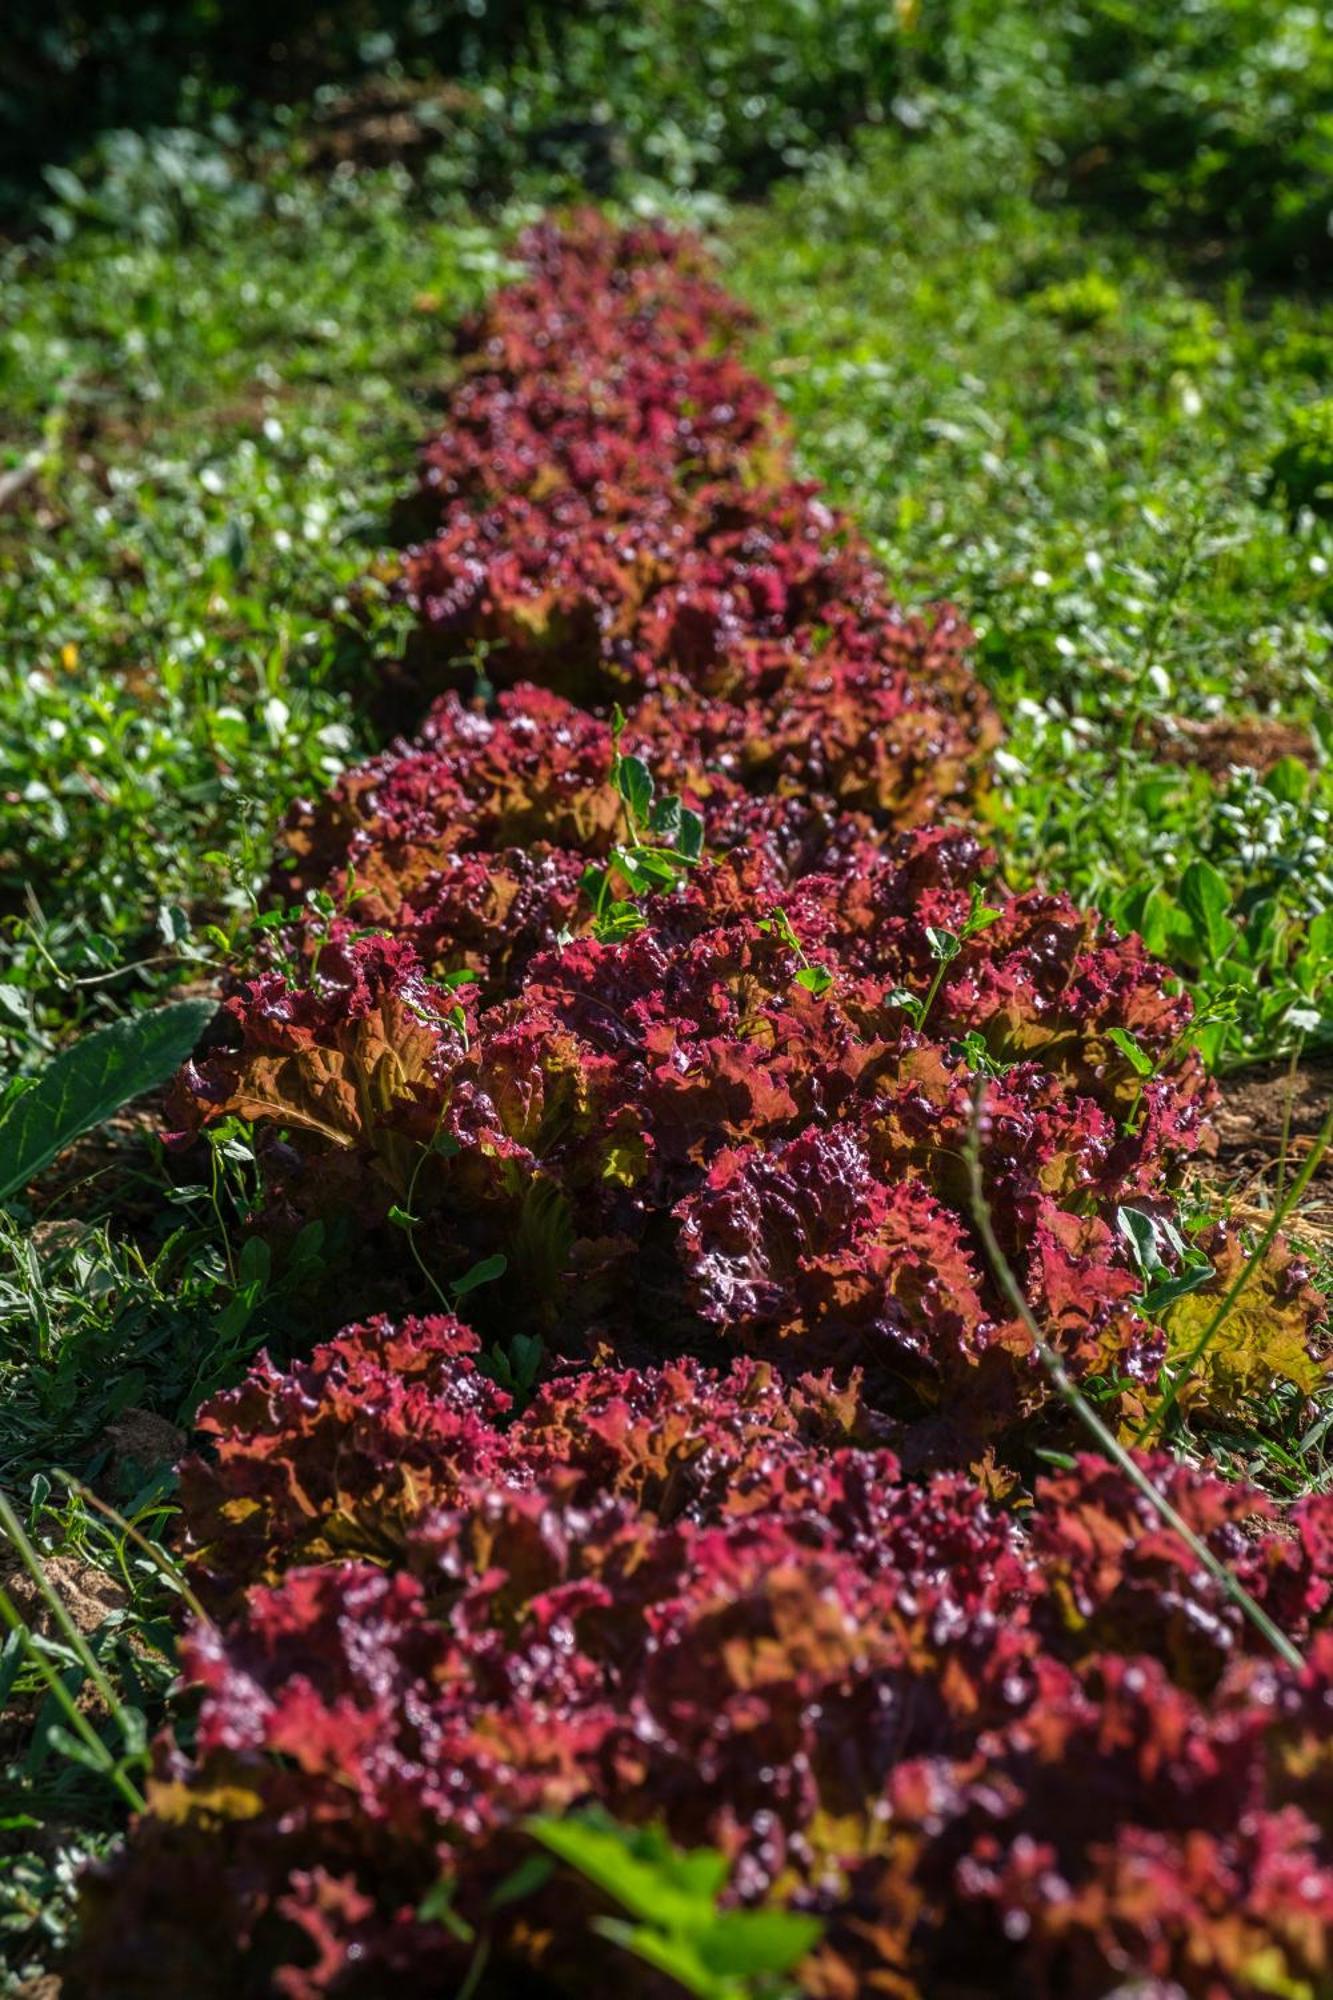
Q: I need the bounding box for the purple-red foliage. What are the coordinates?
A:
[70,1325,1333,1999]
[390,209,996,809]
[170,828,1220,1438]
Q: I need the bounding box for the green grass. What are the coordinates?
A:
[728,119,1333,1070]
[0,143,516,1062]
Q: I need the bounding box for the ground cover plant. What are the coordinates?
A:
[19,213,1326,2000]
[2,6,1333,1993]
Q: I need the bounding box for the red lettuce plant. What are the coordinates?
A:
[170,825,1227,1446]
[70,1325,1333,1999]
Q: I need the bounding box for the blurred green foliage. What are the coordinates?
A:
[7,3,1332,277]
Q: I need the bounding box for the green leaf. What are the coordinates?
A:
[614,753,654,826]
[650,792,683,843]
[44,1724,113,1776]
[795,965,833,997]
[237,1236,271,1286]
[700,1908,823,1977]
[0,1628,25,1711]
[488,1853,556,1910]
[593,900,649,942]
[924,925,961,963]
[527,1814,724,1932]
[451,1252,508,1298]
[1105,1025,1155,1077]
[1265,754,1310,805]
[593,1919,729,2000]
[1142,1259,1215,1315]
[0,999,216,1205]
[885,985,925,1024]
[417,1876,475,1943]
[510,1332,544,1384]
[617,845,680,892]
[1179,858,1235,962]
[1116,1205,1213,1314]
[962,884,1003,939]
[676,806,705,863]
[1116,1204,1165,1279]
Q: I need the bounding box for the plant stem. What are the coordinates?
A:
[916,952,952,1032]
[1137,1101,1333,1447]
[1274,1037,1304,1208]
[964,1087,1304,1673]
[0,1488,145,1741]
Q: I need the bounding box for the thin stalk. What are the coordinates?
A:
[916,951,953,1033]
[397,1121,454,1314]
[0,1585,146,1813]
[964,1088,1304,1673]
[455,1933,491,2000]
[1274,1038,1304,1209]
[0,1488,143,1741]
[1137,1101,1333,1447]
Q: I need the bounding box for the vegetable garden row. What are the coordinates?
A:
[70,215,1333,1998]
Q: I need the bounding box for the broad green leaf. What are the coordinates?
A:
[614,753,654,826]
[451,1252,508,1297]
[1179,858,1235,962]
[1265,755,1310,805]
[1116,1204,1165,1279]
[527,1814,724,1932]
[676,806,705,863]
[594,1918,729,2000]
[0,998,215,1205]
[650,792,683,843]
[1105,1025,1154,1077]
[700,1908,823,1977]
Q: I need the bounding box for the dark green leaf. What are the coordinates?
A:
[451,1252,508,1297]
[0,999,216,1205]
[488,1853,556,1910]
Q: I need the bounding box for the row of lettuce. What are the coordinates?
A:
[70,217,1333,1998]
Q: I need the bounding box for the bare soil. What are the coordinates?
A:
[1204,1056,1333,1238]
[1151,713,1317,779]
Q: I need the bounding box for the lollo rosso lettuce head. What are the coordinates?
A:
[70,1323,1333,2000]
[168,825,1226,1448]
